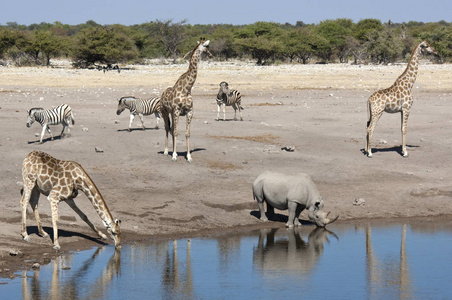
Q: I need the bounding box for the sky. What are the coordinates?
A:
[1,0,451,26]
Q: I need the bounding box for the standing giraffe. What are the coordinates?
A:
[160,38,211,162]
[365,40,437,157]
[20,150,121,250]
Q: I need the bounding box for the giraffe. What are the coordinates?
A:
[20,150,121,250]
[365,40,437,157]
[160,38,211,162]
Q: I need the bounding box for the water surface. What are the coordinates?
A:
[1,220,451,299]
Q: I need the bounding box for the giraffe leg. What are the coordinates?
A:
[185,111,193,163]
[48,193,61,250]
[29,186,48,238]
[65,198,107,240]
[163,112,171,155]
[128,113,135,131]
[21,184,34,242]
[401,110,410,157]
[154,112,160,129]
[138,113,145,130]
[366,111,383,157]
[171,111,180,161]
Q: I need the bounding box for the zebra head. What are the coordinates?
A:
[219,81,230,96]
[26,108,43,127]
[116,97,131,115]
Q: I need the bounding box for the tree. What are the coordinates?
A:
[235,22,285,65]
[316,19,353,62]
[366,27,404,63]
[72,26,138,68]
[154,19,187,63]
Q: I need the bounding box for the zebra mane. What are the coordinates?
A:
[119,96,136,104]
[28,107,44,114]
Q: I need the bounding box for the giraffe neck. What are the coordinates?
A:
[174,47,202,94]
[76,165,115,228]
[395,43,422,90]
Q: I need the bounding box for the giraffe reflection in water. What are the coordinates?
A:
[365,224,412,300]
[162,239,194,299]
[21,246,120,300]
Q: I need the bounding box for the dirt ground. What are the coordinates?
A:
[1,60,451,278]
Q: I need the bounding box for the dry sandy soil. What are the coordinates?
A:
[1,60,451,278]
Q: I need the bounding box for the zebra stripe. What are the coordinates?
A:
[216,82,244,121]
[27,104,75,144]
[116,96,161,131]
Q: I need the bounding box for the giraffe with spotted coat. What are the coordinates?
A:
[365,40,437,158]
[20,150,121,250]
[160,38,211,162]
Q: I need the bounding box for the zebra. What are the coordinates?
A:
[216,81,244,121]
[27,104,75,144]
[116,96,161,131]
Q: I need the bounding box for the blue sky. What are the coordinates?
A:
[1,0,451,26]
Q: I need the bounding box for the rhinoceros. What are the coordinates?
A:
[252,171,338,227]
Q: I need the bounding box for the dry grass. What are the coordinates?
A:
[206,133,279,144]
[206,160,242,171]
[249,102,284,107]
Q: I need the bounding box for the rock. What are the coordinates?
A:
[9,249,22,257]
[32,263,40,269]
[82,127,89,132]
[281,146,295,152]
[95,147,104,153]
[353,198,366,206]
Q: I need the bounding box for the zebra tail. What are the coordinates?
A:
[71,111,75,125]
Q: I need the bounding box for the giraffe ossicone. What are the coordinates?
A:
[365,40,437,158]
[20,150,121,250]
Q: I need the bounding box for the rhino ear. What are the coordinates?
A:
[314,201,321,210]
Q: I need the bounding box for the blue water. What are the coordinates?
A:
[1,220,451,299]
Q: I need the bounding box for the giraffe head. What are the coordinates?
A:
[26,108,44,127]
[105,218,121,248]
[420,40,437,56]
[195,38,212,58]
[219,81,230,95]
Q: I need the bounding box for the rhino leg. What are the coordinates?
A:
[266,202,275,220]
[255,196,268,221]
[286,202,298,228]
[293,205,304,226]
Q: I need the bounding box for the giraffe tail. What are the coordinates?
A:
[366,99,371,128]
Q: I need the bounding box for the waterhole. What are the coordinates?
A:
[2,219,451,299]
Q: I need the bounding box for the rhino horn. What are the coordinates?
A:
[324,212,339,226]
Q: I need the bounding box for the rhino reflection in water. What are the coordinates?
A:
[253,227,337,274]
